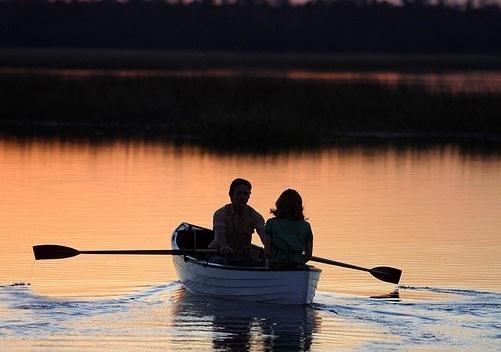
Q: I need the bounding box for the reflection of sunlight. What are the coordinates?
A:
[1,67,501,93]
[287,70,501,93]
[1,140,500,300]
[0,284,391,351]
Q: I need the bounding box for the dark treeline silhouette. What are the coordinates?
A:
[1,0,501,54]
[2,74,501,146]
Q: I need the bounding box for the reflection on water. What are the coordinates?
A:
[287,70,501,93]
[1,282,499,351]
[0,138,500,299]
[2,67,501,93]
[171,290,319,352]
[0,282,385,351]
[1,137,500,352]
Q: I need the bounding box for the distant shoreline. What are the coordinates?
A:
[1,73,500,148]
[2,48,501,72]
[2,119,501,144]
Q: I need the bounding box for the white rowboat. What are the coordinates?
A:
[171,222,321,305]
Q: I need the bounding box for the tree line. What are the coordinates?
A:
[1,0,501,53]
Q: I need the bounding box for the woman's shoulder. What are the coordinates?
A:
[270,217,309,226]
[296,218,311,227]
[265,216,279,224]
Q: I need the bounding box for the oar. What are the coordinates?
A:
[33,244,217,261]
[311,256,402,284]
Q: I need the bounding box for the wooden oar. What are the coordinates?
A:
[33,245,401,284]
[33,244,217,261]
[311,256,402,284]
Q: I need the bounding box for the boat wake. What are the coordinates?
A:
[0,281,182,338]
[0,283,499,351]
[314,286,501,351]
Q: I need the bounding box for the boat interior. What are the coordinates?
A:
[175,223,266,263]
[175,226,214,252]
[174,223,315,271]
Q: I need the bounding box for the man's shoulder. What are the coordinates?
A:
[246,206,265,229]
[213,204,231,218]
[247,205,264,218]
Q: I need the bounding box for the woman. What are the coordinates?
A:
[264,189,313,268]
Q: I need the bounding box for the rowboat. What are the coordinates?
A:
[33,226,400,301]
[171,222,322,305]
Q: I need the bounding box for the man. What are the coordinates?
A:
[208,178,266,266]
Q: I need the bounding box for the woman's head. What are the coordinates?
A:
[271,189,305,220]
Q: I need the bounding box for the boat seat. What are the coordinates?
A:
[176,226,265,263]
[176,229,214,250]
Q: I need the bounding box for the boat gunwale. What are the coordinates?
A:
[173,222,321,273]
[178,255,321,273]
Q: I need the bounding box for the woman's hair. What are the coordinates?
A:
[270,189,305,220]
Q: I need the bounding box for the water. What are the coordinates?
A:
[2,67,501,93]
[1,284,499,351]
[1,139,500,350]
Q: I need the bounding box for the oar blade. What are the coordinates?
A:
[370,266,402,284]
[33,245,80,260]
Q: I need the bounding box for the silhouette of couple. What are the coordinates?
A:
[208,178,313,268]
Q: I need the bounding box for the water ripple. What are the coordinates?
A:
[315,286,501,351]
[1,284,500,351]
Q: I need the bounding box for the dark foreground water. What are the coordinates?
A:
[0,283,499,351]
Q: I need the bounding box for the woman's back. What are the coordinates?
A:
[265,217,313,266]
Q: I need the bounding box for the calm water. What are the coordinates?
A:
[1,139,500,351]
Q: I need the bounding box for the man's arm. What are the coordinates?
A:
[254,211,267,248]
[263,220,272,258]
[208,208,232,254]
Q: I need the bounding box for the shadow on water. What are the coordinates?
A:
[170,289,321,352]
[370,289,400,300]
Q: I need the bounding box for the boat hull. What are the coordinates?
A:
[171,223,321,305]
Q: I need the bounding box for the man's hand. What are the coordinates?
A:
[219,246,233,255]
[208,239,233,255]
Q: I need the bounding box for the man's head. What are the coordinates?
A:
[229,178,252,207]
